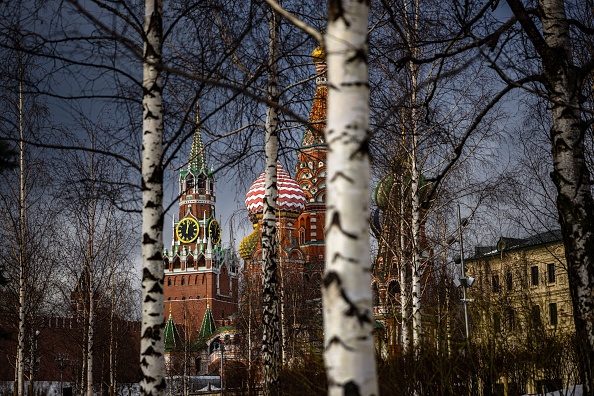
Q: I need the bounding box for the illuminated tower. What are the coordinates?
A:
[163,110,240,332]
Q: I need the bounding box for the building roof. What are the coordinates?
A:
[472,229,563,258]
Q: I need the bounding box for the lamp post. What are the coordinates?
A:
[451,205,474,340]
[56,354,68,396]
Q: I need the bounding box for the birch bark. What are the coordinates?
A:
[261,6,281,394]
[140,1,165,395]
[536,0,594,393]
[503,0,594,393]
[323,1,378,395]
[16,48,26,396]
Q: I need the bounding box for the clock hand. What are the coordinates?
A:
[185,221,189,234]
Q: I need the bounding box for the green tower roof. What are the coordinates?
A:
[189,107,207,175]
[198,303,217,340]
[164,310,179,353]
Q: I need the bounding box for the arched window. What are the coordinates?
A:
[186,175,194,191]
[167,278,172,286]
[181,278,186,286]
[197,174,206,189]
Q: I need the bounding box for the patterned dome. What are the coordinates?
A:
[239,223,259,260]
[245,163,306,215]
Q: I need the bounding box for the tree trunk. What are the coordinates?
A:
[522,0,594,394]
[261,6,281,394]
[16,47,26,396]
[323,1,378,395]
[139,1,165,395]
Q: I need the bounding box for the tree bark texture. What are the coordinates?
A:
[261,6,281,395]
[323,1,379,395]
[513,0,594,393]
[140,1,165,395]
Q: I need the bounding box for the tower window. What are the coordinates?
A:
[181,278,186,286]
[197,174,206,189]
[167,278,172,286]
[186,175,194,191]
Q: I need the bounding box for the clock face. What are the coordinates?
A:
[208,219,221,245]
[176,217,199,243]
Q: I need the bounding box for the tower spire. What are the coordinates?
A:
[189,104,207,174]
[302,46,327,147]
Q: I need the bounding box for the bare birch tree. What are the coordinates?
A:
[260,5,281,394]
[322,1,378,394]
[140,1,166,395]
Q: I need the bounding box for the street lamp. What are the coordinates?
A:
[55,354,69,396]
[450,205,474,340]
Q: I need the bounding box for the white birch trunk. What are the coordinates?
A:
[87,285,94,396]
[261,6,281,394]
[410,120,422,348]
[399,178,410,351]
[16,49,26,396]
[323,1,378,395]
[140,1,165,395]
[405,0,423,349]
[529,0,594,393]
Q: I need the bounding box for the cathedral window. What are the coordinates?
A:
[372,283,379,306]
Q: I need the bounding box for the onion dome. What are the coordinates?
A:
[312,45,326,63]
[245,163,306,216]
[239,223,259,260]
[374,174,395,210]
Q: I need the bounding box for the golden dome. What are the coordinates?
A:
[312,46,326,63]
[239,223,260,260]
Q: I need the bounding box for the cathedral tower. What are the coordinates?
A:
[163,110,239,332]
[295,46,328,266]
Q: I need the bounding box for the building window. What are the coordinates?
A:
[494,312,501,334]
[181,278,186,286]
[531,305,541,326]
[507,308,515,332]
[549,303,558,326]
[531,265,539,286]
[505,271,513,291]
[492,275,500,293]
[167,278,172,286]
[548,263,556,283]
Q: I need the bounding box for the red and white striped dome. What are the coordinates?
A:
[245,163,306,215]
